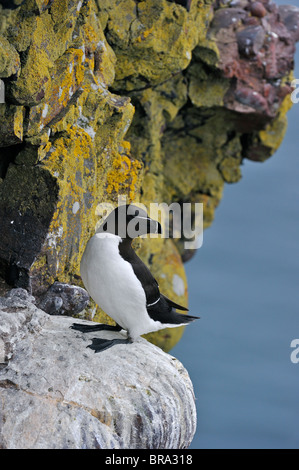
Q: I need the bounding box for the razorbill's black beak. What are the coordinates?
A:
[144,216,162,235]
[128,215,162,237]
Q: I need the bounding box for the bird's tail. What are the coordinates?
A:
[175,313,200,324]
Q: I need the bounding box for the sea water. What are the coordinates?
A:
[172,2,299,449]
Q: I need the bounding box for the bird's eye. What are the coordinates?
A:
[135,210,139,216]
[135,222,140,231]
[102,222,107,231]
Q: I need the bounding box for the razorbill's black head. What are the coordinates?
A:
[71,204,199,352]
[97,204,162,239]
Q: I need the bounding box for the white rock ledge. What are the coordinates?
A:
[0,289,197,449]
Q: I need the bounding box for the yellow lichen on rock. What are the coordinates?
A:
[0,34,20,78]
[0,0,297,353]
[0,104,24,146]
[106,152,143,201]
[258,93,293,160]
[39,127,95,281]
[98,0,212,90]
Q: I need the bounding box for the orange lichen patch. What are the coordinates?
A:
[82,23,100,48]
[57,49,85,106]
[106,153,143,200]
[119,140,131,155]
[43,125,93,175]
[79,0,116,86]
[38,125,96,280]
[135,27,154,43]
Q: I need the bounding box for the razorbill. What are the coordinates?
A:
[71,204,199,352]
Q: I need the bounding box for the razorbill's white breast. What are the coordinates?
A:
[71,205,199,352]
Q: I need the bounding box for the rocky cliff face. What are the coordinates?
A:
[0,0,298,350]
[0,288,196,449]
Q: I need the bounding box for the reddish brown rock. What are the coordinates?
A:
[237,25,265,57]
[249,2,267,18]
[207,0,299,129]
[278,4,299,42]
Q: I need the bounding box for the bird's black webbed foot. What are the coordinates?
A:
[70,322,122,333]
[87,337,132,353]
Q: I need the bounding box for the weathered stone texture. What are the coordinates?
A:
[0,289,196,449]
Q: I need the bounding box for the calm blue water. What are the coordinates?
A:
[172,3,299,449]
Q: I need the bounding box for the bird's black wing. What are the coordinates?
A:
[118,241,198,325]
[130,259,199,325]
[131,259,160,306]
[161,294,189,311]
[146,295,198,325]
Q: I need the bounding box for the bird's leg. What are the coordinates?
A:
[70,322,122,333]
[87,334,133,353]
[71,323,134,352]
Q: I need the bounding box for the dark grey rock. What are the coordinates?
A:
[237,25,266,57]
[38,282,90,316]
